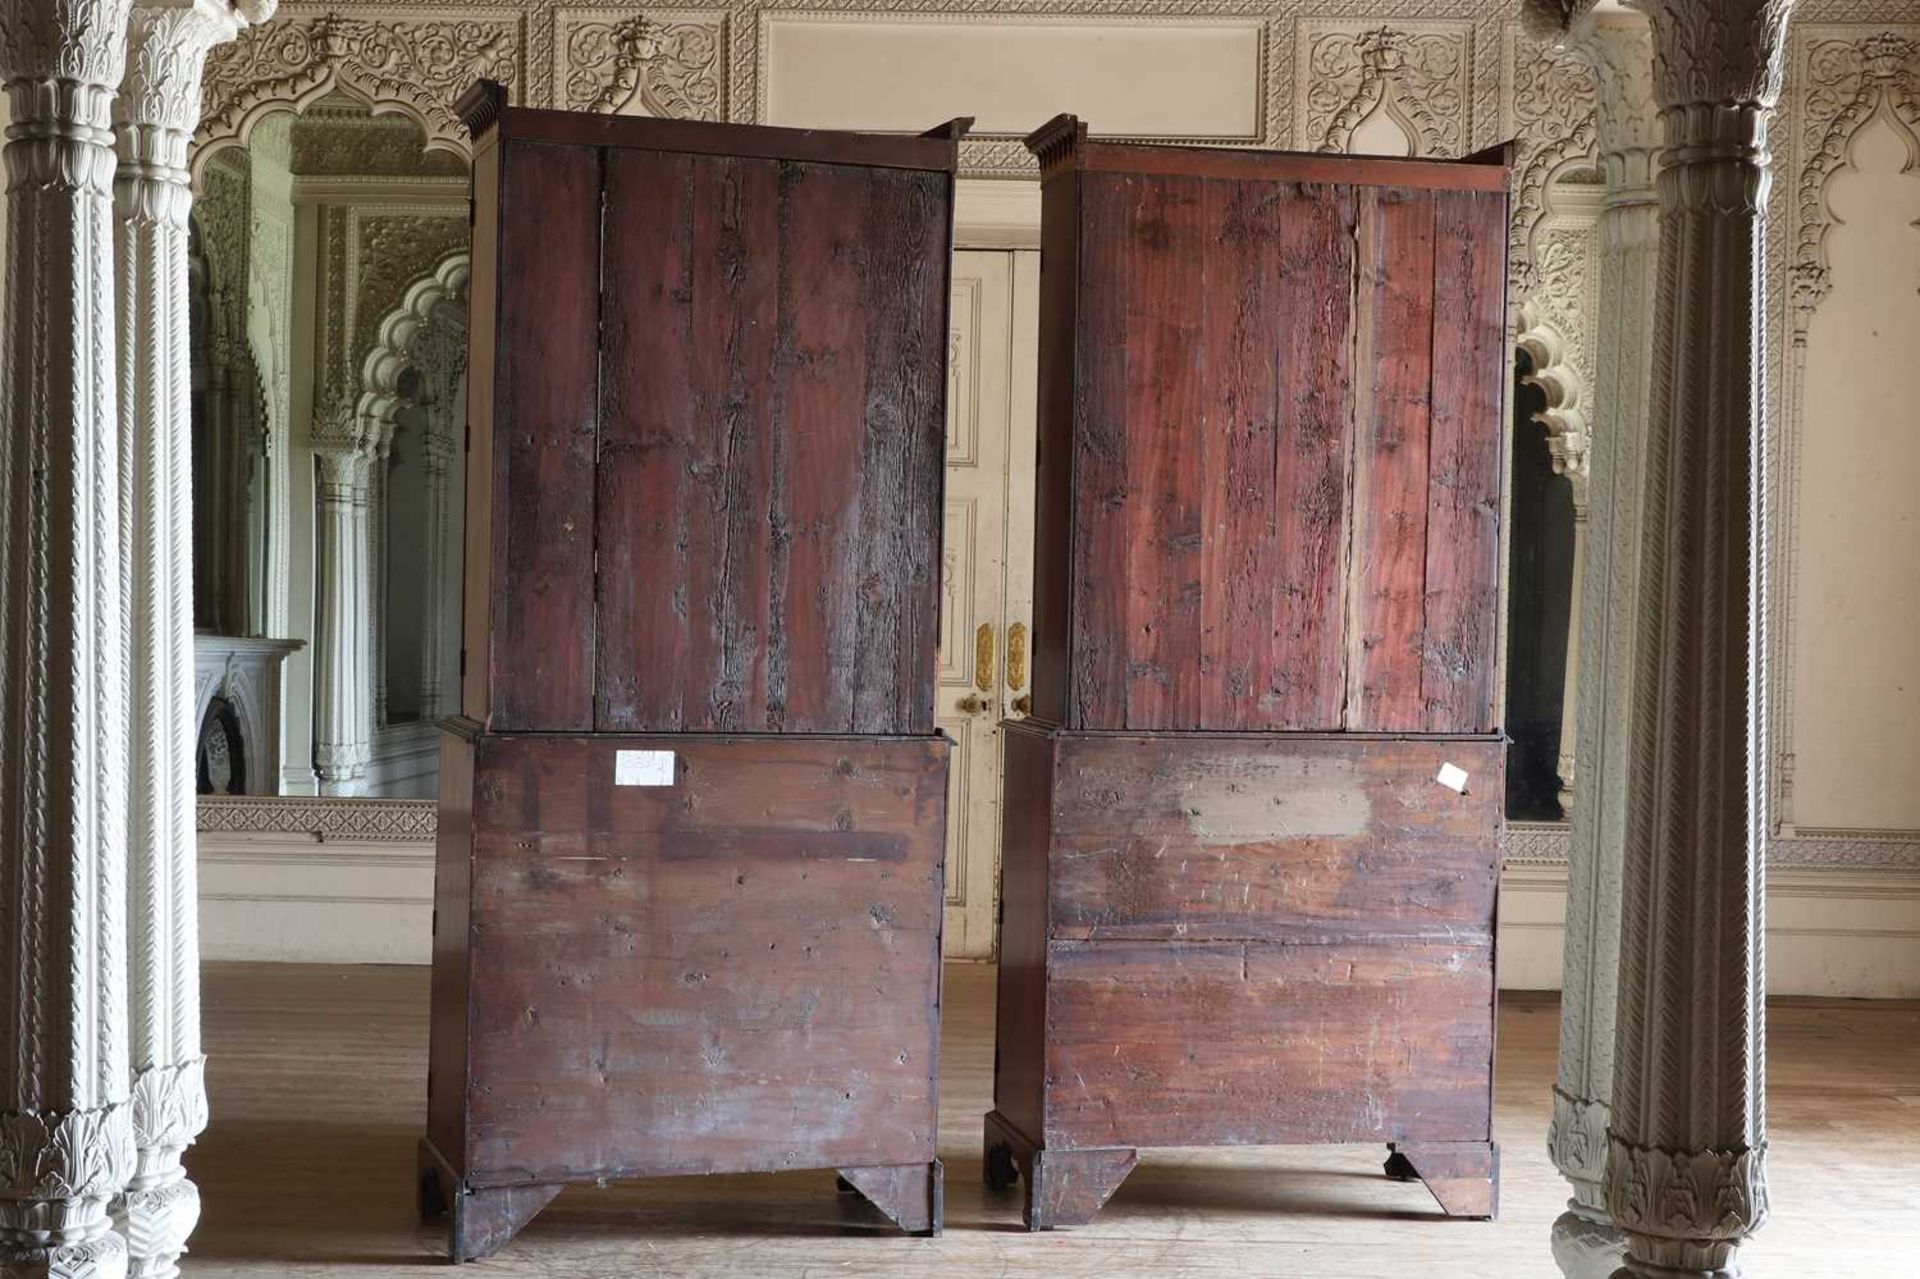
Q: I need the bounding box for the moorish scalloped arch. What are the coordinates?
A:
[358,250,470,435]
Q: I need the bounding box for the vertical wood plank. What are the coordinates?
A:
[1196,178,1282,730]
[1422,189,1506,732]
[1119,172,1207,730]
[460,135,499,724]
[772,161,869,732]
[491,139,601,731]
[1346,186,1435,731]
[1069,173,1131,730]
[686,154,783,731]
[851,168,947,734]
[1028,171,1079,728]
[1270,184,1358,730]
[596,147,696,731]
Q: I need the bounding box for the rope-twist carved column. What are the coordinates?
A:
[111,4,275,1275]
[0,0,137,1274]
[1605,2,1794,1275]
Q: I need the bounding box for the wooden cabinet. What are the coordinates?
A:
[986,117,1510,1228]
[424,83,966,1260]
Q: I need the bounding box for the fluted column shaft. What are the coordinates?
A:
[0,2,138,1276]
[1552,9,1662,1226]
[313,446,373,796]
[1605,3,1793,1276]
[110,3,271,1276]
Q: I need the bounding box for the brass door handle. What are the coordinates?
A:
[1012,694,1032,716]
[957,693,992,715]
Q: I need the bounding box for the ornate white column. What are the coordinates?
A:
[0,1,138,1276]
[312,424,374,797]
[419,423,457,721]
[1551,7,1662,1235]
[1604,2,1792,1276]
[110,3,272,1275]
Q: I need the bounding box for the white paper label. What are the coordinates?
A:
[1435,762,1470,794]
[614,749,676,787]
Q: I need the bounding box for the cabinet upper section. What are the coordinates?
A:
[1024,116,1511,735]
[457,84,968,735]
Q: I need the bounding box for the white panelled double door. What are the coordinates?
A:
[939,249,1038,960]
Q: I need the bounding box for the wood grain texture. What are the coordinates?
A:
[486,138,602,731]
[1419,190,1506,734]
[473,112,954,736]
[1346,186,1436,733]
[1046,734,1502,941]
[442,733,948,1189]
[1042,163,1501,733]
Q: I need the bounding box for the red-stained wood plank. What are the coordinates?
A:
[773,161,869,732]
[1068,173,1133,730]
[1119,173,1207,730]
[1270,183,1358,729]
[1046,733,1503,940]
[1421,189,1506,733]
[489,139,601,731]
[596,146,697,731]
[1042,936,1495,1150]
[1196,178,1282,730]
[1346,186,1436,732]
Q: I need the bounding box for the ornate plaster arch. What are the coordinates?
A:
[191,10,523,180]
[358,250,470,435]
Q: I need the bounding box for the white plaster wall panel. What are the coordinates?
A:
[1790,111,1920,830]
[758,15,1264,139]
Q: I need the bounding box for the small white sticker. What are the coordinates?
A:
[614,749,676,787]
[1435,762,1470,794]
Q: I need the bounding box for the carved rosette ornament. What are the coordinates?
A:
[1604,1,1793,1275]
[1550,8,1661,1230]
[0,0,139,1274]
[113,4,273,1275]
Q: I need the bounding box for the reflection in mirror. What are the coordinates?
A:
[189,95,470,801]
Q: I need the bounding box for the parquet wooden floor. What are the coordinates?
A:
[184,962,1919,1276]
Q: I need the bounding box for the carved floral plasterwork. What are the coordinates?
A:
[1516,220,1600,502]
[557,9,725,116]
[1504,21,1599,298]
[196,8,525,174]
[1299,20,1472,156]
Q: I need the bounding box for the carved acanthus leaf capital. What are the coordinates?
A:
[121,0,274,136]
[1625,0,1794,113]
[1566,11,1660,190]
[1604,1137,1769,1273]
[0,1102,136,1207]
[0,0,136,96]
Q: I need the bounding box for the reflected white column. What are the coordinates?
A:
[313,438,374,796]
[1550,7,1661,1226]
[0,0,137,1275]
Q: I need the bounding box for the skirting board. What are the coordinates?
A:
[200,832,1920,997]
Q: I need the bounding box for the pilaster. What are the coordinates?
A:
[1606,2,1793,1275]
[1552,7,1662,1226]
[110,4,274,1275]
[312,428,374,796]
[0,0,138,1275]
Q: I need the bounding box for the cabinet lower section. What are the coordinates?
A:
[987,723,1502,1228]
[425,730,950,1259]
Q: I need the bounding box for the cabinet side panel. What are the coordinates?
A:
[1269,184,1358,729]
[1421,189,1506,733]
[427,732,476,1169]
[991,724,1055,1145]
[489,139,602,731]
[1029,171,1080,727]
[460,137,500,723]
[1345,187,1436,731]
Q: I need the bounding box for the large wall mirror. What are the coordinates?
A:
[191,95,469,805]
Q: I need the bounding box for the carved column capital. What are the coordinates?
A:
[1567,12,1661,214]
[115,1,272,228]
